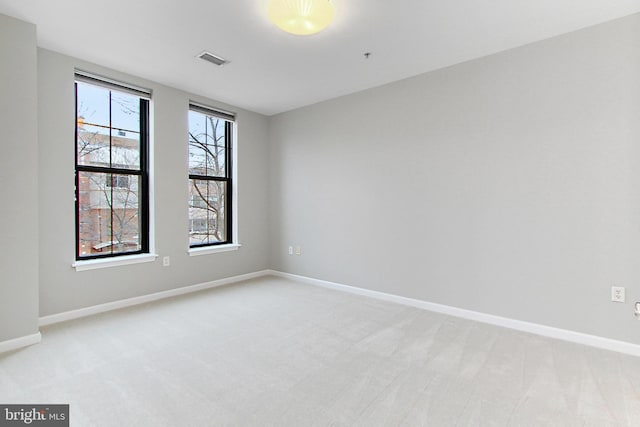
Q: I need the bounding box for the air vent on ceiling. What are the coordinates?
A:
[197,51,228,66]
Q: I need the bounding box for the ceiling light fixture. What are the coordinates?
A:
[268,0,335,36]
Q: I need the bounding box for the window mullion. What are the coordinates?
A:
[77,165,142,175]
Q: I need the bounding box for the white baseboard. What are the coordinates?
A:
[39,270,270,327]
[266,270,640,357]
[0,332,42,354]
[33,268,640,357]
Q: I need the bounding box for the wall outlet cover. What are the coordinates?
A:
[611,286,625,303]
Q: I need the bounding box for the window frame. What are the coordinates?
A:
[188,103,234,249]
[74,73,151,261]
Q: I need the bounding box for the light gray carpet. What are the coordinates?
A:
[1,276,639,426]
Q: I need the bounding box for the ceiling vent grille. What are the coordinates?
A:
[197,51,228,66]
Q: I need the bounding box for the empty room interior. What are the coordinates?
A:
[2,0,640,425]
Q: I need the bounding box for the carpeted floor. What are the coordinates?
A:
[1,276,639,426]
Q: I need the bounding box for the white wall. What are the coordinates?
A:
[0,14,40,342]
[37,49,270,316]
[269,14,640,344]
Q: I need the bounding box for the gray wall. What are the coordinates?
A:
[0,14,40,341]
[269,14,640,343]
[38,49,270,316]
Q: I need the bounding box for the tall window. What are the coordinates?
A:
[75,73,150,260]
[188,104,234,247]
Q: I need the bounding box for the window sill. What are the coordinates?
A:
[72,253,158,271]
[189,243,241,257]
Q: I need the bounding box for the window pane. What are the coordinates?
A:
[112,131,140,170]
[77,81,110,167]
[110,173,141,254]
[189,179,227,245]
[77,82,110,127]
[77,124,110,167]
[76,83,141,170]
[188,110,227,177]
[78,171,111,257]
[78,171,141,257]
[111,91,141,170]
[205,117,226,177]
[111,91,141,133]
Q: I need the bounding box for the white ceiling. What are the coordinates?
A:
[1,0,639,115]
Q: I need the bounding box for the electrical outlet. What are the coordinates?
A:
[288,246,293,255]
[163,256,170,267]
[295,246,301,256]
[611,286,625,303]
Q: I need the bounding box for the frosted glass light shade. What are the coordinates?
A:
[268,0,335,36]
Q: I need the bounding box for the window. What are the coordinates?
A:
[188,103,234,247]
[106,175,130,189]
[75,72,150,260]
